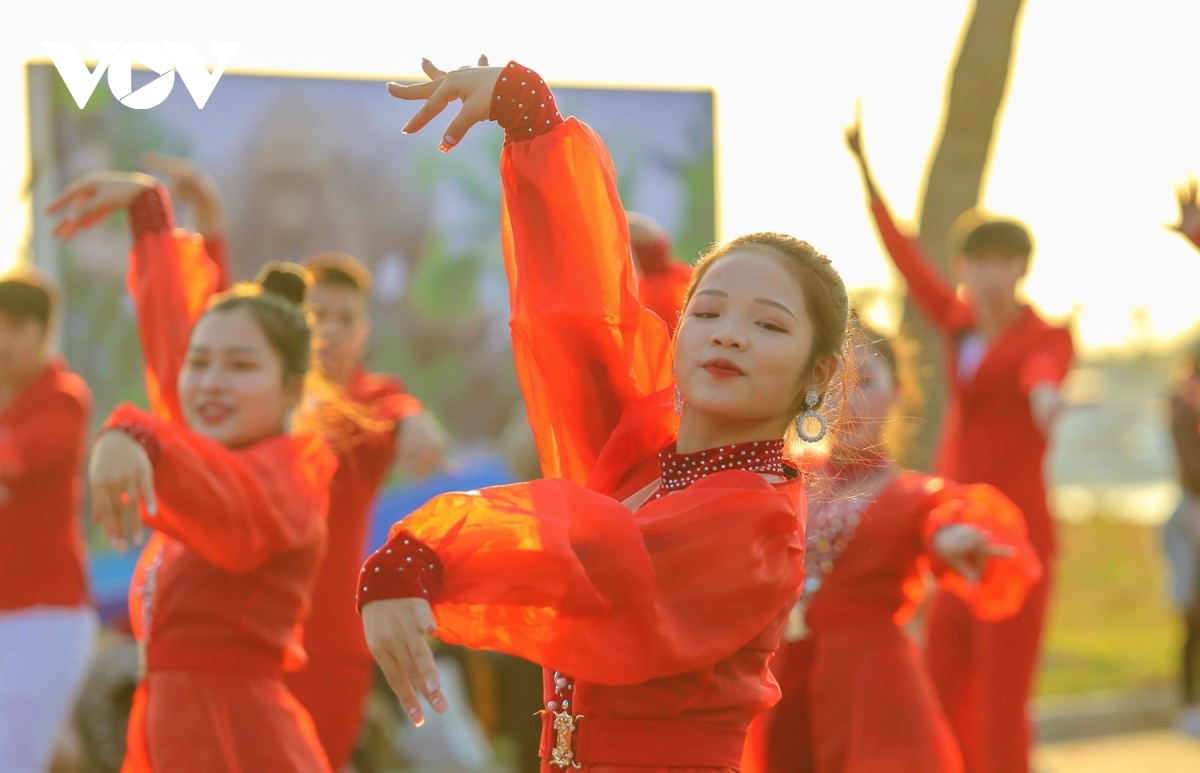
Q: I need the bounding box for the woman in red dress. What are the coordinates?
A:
[748,328,1042,773]
[357,58,848,771]
[49,174,337,772]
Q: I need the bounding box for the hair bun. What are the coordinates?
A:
[254,262,308,306]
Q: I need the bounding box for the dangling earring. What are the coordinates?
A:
[674,385,683,415]
[796,390,827,443]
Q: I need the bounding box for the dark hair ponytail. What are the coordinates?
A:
[205,262,312,383]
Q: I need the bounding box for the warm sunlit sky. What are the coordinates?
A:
[2,0,1198,353]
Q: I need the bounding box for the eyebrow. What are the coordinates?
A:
[695,289,798,320]
[187,345,266,356]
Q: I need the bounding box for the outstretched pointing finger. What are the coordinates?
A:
[387,79,440,102]
[399,80,456,135]
[421,58,447,80]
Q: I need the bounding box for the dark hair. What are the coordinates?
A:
[961,218,1033,260]
[205,262,312,382]
[686,232,850,395]
[303,252,373,294]
[0,270,60,328]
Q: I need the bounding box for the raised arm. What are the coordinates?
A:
[49,172,223,423]
[95,404,334,572]
[1171,178,1200,252]
[845,114,970,332]
[389,59,674,485]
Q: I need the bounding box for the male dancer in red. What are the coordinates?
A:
[0,271,95,773]
[847,118,1073,773]
[627,212,692,337]
[284,251,447,769]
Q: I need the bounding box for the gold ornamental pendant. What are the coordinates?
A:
[550,710,583,769]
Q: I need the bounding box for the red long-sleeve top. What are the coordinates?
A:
[868,198,1074,558]
[112,186,335,676]
[358,64,805,772]
[0,359,92,611]
[304,370,420,660]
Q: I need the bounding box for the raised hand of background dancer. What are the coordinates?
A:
[932,523,1015,585]
[387,55,502,152]
[362,597,448,726]
[844,101,880,198]
[143,152,225,236]
[1171,178,1200,245]
[46,171,156,239]
[88,430,156,551]
[396,409,449,480]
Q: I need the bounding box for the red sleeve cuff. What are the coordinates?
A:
[356,530,444,612]
[489,61,563,143]
[129,185,176,240]
[103,416,162,466]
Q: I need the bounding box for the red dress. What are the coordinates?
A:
[356,63,806,772]
[867,197,1074,773]
[0,359,92,612]
[284,369,421,769]
[750,470,1041,773]
[113,186,336,773]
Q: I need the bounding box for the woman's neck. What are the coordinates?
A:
[674,411,789,454]
[974,300,1022,341]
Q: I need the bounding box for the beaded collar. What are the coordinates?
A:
[653,439,787,500]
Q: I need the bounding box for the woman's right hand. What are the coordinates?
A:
[142,153,224,236]
[362,597,448,726]
[1172,178,1200,239]
[47,171,157,239]
[387,56,503,152]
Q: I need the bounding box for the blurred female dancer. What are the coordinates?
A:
[49,174,336,772]
[0,271,95,773]
[357,57,848,770]
[847,114,1073,773]
[748,326,1041,773]
[143,154,449,768]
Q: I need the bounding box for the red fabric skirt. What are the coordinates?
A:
[121,670,331,773]
[764,621,962,773]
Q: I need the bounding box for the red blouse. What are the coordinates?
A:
[113,186,336,676]
[359,64,806,772]
[0,359,92,611]
[304,369,420,660]
[868,198,1074,558]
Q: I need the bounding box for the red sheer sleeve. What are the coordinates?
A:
[869,197,972,334]
[104,404,336,574]
[1019,326,1074,393]
[497,72,675,485]
[366,474,803,685]
[125,185,223,423]
[898,479,1042,623]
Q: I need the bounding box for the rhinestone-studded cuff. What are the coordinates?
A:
[106,421,162,466]
[129,185,175,239]
[357,530,444,613]
[489,62,563,143]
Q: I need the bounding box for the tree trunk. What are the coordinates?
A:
[902,0,1026,470]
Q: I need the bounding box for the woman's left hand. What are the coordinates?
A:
[387,56,503,152]
[88,430,156,551]
[396,410,449,480]
[932,523,1014,585]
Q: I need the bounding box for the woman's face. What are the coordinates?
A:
[840,343,899,453]
[178,307,301,448]
[674,248,821,430]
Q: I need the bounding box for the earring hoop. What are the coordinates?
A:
[796,390,827,443]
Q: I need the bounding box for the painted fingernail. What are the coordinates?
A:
[442,134,458,147]
[432,697,447,712]
[426,679,439,693]
[387,81,401,88]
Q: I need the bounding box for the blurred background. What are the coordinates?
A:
[4,1,1200,771]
